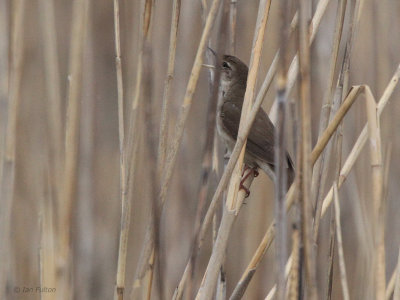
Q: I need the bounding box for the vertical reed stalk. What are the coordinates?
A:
[274,0,291,297]
[264,254,293,300]
[0,0,25,297]
[333,183,350,300]
[365,86,384,299]
[58,0,89,297]
[113,0,128,298]
[39,172,56,300]
[298,0,318,298]
[38,0,64,212]
[75,21,95,298]
[38,0,63,294]
[157,0,181,175]
[123,0,155,298]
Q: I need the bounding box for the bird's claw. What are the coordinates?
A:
[239,165,259,198]
[239,181,250,198]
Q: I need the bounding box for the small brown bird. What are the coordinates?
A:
[217,55,295,195]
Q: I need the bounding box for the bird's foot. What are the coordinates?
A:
[239,166,259,198]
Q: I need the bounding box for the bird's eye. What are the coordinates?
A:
[222,61,230,69]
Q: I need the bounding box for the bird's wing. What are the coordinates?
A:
[220,101,275,165]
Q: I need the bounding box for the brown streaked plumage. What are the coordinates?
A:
[217,55,295,190]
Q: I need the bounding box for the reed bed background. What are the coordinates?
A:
[1,0,400,299]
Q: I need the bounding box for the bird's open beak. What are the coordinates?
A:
[202,64,215,69]
[203,47,217,69]
[207,47,217,57]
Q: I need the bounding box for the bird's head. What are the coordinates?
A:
[220,55,248,89]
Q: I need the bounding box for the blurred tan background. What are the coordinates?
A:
[1,0,400,299]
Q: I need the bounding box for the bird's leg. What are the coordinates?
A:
[239,165,259,198]
[241,165,249,176]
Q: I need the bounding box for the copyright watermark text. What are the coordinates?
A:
[13,286,56,293]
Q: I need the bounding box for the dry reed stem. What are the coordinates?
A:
[287,226,300,300]
[311,0,347,234]
[75,30,95,299]
[195,174,254,300]
[140,45,163,300]
[38,0,64,210]
[263,253,293,300]
[274,0,291,297]
[113,0,129,298]
[0,0,9,179]
[324,58,347,300]
[157,0,181,174]
[311,86,362,162]
[229,0,237,53]
[130,0,153,112]
[39,216,44,300]
[320,63,400,215]
[0,0,8,119]
[364,86,385,298]
[333,183,350,300]
[58,0,89,298]
[325,209,335,300]
[125,0,153,191]
[315,74,346,243]
[39,174,56,300]
[0,0,25,297]
[306,84,386,297]
[39,0,73,294]
[381,144,392,210]
[298,0,317,298]
[270,0,332,122]
[127,1,156,298]
[257,12,298,117]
